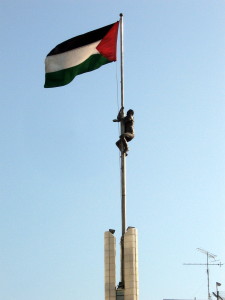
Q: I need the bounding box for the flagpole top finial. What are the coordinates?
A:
[120,13,123,17]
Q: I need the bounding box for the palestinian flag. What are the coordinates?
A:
[44,21,119,88]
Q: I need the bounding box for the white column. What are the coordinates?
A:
[104,231,116,300]
[124,227,139,300]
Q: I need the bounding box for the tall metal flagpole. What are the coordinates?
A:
[119,12,126,287]
[120,13,126,237]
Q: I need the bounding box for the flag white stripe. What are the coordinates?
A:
[45,40,101,73]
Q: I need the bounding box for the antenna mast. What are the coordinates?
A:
[184,248,223,300]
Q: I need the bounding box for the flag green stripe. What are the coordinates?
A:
[45,54,110,88]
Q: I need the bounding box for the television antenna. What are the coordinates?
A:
[183,248,223,300]
[213,292,223,300]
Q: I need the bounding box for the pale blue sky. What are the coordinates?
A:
[0,1,225,300]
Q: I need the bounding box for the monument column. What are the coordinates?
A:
[104,231,116,300]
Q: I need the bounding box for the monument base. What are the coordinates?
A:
[104,227,139,300]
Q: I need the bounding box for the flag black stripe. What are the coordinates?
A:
[47,23,116,56]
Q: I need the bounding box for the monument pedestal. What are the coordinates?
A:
[104,227,139,300]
